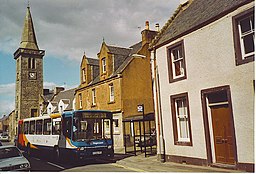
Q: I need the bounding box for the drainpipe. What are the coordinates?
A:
[151,47,165,162]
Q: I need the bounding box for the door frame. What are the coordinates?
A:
[201,85,238,165]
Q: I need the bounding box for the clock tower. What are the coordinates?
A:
[14,5,45,120]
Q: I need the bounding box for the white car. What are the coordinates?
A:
[0,145,30,171]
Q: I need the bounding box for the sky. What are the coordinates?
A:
[0,0,180,118]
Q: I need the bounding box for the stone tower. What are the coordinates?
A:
[14,5,45,120]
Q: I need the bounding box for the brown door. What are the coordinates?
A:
[211,105,235,164]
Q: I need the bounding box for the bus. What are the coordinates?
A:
[17,110,114,160]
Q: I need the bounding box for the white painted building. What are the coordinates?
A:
[150,0,254,172]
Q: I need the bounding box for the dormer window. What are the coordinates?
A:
[102,58,106,73]
[82,68,86,83]
[112,55,115,72]
[90,65,94,81]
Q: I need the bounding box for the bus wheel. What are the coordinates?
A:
[54,146,60,161]
[27,143,31,156]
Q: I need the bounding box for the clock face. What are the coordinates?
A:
[28,72,36,79]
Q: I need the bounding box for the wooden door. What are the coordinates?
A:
[211,105,235,164]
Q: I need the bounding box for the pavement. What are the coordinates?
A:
[114,153,245,173]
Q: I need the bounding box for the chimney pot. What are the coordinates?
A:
[145,21,149,30]
[155,23,160,32]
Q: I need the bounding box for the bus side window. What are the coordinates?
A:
[43,119,51,135]
[52,121,61,135]
[24,122,29,134]
[29,121,35,134]
[36,120,43,134]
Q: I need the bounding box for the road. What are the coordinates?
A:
[1,141,134,172]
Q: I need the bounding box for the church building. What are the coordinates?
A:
[13,5,45,132]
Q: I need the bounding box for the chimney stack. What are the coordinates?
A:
[141,21,158,46]
[145,21,149,30]
[155,23,160,32]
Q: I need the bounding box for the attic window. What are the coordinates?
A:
[90,65,94,81]
[102,58,106,73]
[233,8,254,65]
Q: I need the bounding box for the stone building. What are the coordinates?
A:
[75,22,158,151]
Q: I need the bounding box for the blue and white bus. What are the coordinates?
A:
[17,110,114,160]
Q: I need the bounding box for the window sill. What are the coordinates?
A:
[91,104,97,108]
[169,76,186,83]
[108,101,115,104]
[174,141,192,146]
[236,55,254,66]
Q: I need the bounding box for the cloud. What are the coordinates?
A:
[0,0,180,62]
[0,83,15,96]
[0,83,15,117]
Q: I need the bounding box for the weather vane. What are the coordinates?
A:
[27,0,30,8]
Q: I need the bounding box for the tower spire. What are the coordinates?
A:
[20,4,39,50]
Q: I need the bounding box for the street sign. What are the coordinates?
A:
[137,105,144,112]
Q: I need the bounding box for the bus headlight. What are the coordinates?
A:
[107,145,112,149]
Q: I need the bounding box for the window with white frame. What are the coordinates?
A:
[167,41,186,82]
[102,58,106,73]
[170,93,192,146]
[92,89,96,106]
[78,93,82,108]
[109,83,114,102]
[82,68,86,83]
[233,8,254,65]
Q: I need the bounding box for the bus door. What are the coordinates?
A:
[59,116,72,148]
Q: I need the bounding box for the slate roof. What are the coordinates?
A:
[52,88,76,103]
[89,41,142,86]
[87,57,99,66]
[151,0,253,48]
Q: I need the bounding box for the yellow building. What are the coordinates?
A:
[75,22,158,151]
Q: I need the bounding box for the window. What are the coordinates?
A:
[170,93,192,146]
[29,121,35,134]
[104,120,110,133]
[233,8,254,65]
[112,55,115,72]
[24,122,29,134]
[167,41,186,82]
[82,68,86,83]
[28,58,36,69]
[31,109,38,117]
[43,119,51,135]
[102,58,106,73]
[36,120,43,135]
[92,89,96,106]
[91,65,94,81]
[113,119,119,133]
[78,93,82,109]
[52,120,61,135]
[109,84,114,102]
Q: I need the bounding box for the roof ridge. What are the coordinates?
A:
[150,2,189,48]
[107,44,132,50]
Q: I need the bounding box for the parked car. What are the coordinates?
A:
[0,133,9,142]
[0,145,30,171]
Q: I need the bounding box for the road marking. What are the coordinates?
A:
[111,163,146,172]
[47,162,65,170]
